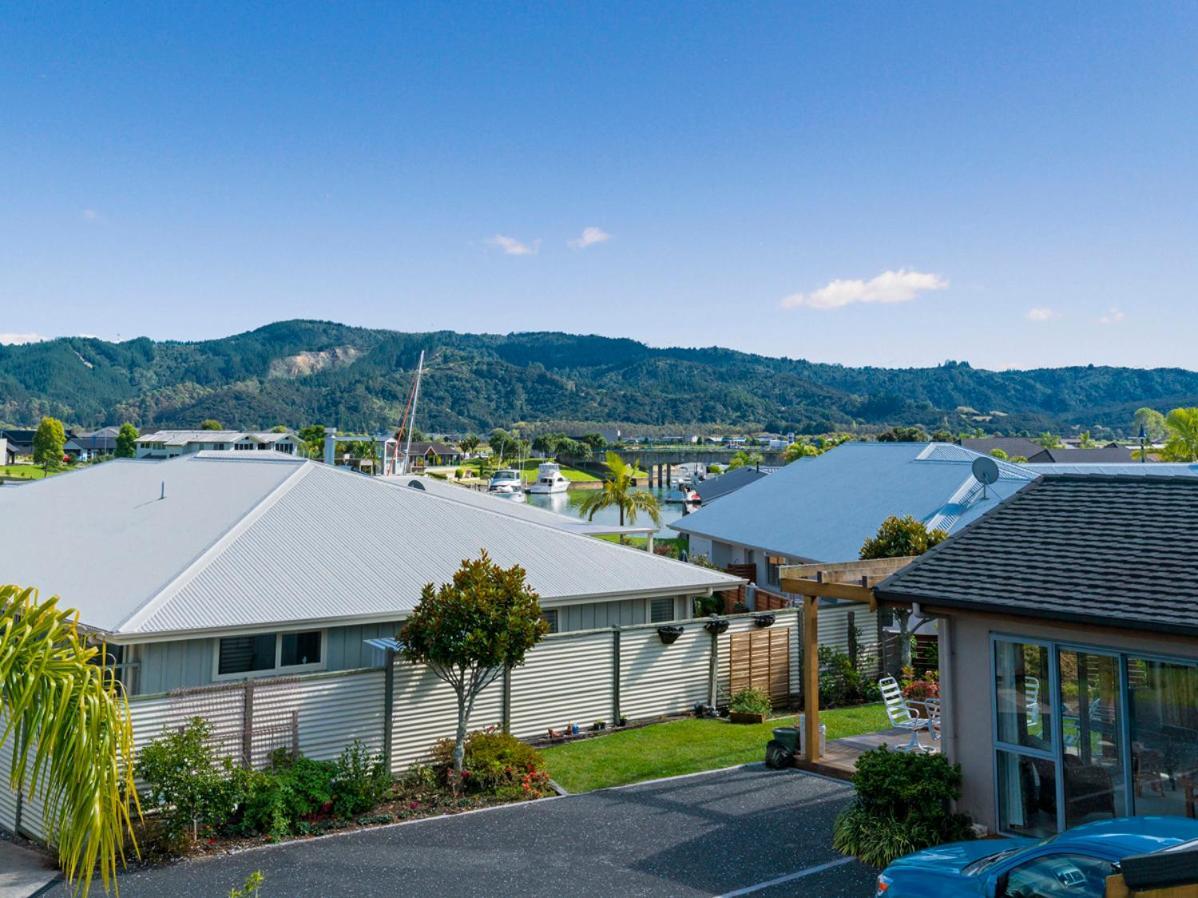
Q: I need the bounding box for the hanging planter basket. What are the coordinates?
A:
[704,618,730,635]
[657,625,685,645]
[753,613,776,628]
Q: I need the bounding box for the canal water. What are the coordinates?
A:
[524,487,688,539]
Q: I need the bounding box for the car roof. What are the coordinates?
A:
[1047,817,1198,858]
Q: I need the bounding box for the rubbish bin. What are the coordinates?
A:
[765,727,797,769]
[796,714,827,756]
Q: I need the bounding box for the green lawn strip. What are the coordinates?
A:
[542,703,888,793]
[0,464,47,480]
[594,535,686,551]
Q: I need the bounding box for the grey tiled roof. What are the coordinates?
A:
[875,475,1198,636]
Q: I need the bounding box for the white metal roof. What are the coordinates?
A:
[0,454,741,638]
[136,430,297,446]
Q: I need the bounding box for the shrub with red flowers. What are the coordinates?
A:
[431,729,552,801]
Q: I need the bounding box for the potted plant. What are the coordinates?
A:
[728,687,772,724]
[704,617,730,635]
[657,625,685,645]
[753,613,776,628]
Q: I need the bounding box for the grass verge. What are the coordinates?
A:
[542,704,889,793]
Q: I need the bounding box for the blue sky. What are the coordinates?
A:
[2,2,1196,368]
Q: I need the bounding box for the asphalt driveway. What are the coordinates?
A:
[94,767,877,897]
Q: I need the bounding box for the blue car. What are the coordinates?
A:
[876,816,1198,897]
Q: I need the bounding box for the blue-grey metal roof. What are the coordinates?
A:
[672,445,1198,564]
[695,467,767,504]
[671,442,1039,562]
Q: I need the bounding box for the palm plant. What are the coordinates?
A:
[576,451,662,528]
[1,585,138,895]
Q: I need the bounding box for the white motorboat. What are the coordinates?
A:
[488,468,525,499]
[527,462,570,494]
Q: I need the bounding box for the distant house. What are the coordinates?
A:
[960,437,1043,459]
[876,475,1198,837]
[135,430,301,459]
[1028,446,1137,464]
[0,430,37,462]
[65,426,121,461]
[0,452,742,695]
[403,441,463,468]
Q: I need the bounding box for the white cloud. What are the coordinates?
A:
[81,209,101,222]
[1098,307,1126,325]
[779,269,948,311]
[568,226,611,249]
[1026,307,1060,321]
[486,234,539,256]
[0,332,49,345]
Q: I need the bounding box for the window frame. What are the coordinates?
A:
[540,609,559,634]
[213,628,327,680]
[650,597,675,623]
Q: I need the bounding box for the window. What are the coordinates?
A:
[1127,657,1198,817]
[1000,854,1114,897]
[217,630,324,677]
[1059,650,1126,825]
[650,598,674,623]
[219,634,276,675]
[994,639,1058,838]
[541,610,559,634]
[281,631,322,667]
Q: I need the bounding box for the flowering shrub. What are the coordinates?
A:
[431,730,552,800]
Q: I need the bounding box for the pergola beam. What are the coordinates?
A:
[783,556,919,765]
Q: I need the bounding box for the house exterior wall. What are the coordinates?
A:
[936,607,1198,832]
[127,597,693,695]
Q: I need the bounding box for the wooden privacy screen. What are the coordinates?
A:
[729,627,791,706]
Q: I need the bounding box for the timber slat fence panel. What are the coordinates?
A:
[728,626,791,707]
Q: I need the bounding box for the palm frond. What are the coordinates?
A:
[1,585,139,896]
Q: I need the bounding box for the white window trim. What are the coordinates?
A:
[212,628,327,681]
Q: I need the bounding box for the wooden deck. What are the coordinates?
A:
[792,727,939,780]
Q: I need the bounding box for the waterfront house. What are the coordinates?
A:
[875,475,1198,836]
[404,441,463,468]
[0,452,742,696]
[0,430,36,462]
[136,429,302,459]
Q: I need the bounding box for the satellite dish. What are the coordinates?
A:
[972,456,1000,498]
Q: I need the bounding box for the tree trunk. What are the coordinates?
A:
[895,609,913,669]
[619,504,625,527]
[453,690,468,776]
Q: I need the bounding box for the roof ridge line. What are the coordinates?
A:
[113,460,316,634]
[319,464,741,581]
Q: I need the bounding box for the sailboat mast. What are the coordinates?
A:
[400,350,425,475]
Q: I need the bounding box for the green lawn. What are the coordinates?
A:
[542,703,888,793]
[460,457,600,483]
[0,464,47,480]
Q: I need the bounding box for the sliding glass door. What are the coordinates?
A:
[993,636,1198,836]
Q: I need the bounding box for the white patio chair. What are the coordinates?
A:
[879,676,930,752]
[1025,675,1042,735]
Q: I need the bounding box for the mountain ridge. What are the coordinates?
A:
[1,319,1194,436]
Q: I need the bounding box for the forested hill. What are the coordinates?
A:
[2,319,1195,435]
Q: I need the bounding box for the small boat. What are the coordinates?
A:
[488,469,525,499]
[664,483,702,504]
[527,462,570,494]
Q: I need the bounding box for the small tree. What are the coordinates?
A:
[399,552,547,778]
[861,516,948,668]
[1134,407,1168,443]
[33,416,66,473]
[115,422,139,458]
[1036,431,1062,449]
[459,433,481,456]
[199,419,223,431]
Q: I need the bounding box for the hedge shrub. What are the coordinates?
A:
[832,746,973,867]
